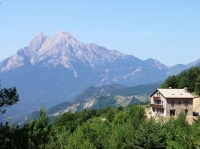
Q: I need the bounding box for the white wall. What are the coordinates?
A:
[151,91,167,117]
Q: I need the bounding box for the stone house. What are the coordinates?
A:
[150,88,193,117]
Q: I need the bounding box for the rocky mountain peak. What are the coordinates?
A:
[0,31,168,73]
[29,32,48,47]
[55,30,74,37]
[27,32,49,57]
[190,59,200,67]
[145,58,168,70]
[52,31,79,46]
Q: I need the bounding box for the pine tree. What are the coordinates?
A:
[28,105,53,149]
[128,105,146,129]
[0,81,19,114]
[161,75,178,88]
[195,75,200,96]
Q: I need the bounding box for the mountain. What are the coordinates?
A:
[16,101,72,126]
[71,82,162,104]
[16,82,161,126]
[167,59,200,75]
[0,31,199,123]
[0,31,168,122]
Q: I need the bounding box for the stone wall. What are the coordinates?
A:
[166,98,193,117]
[193,97,200,113]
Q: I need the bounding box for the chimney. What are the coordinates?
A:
[169,87,172,89]
[184,87,188,92]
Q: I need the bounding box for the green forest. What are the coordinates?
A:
[1,105,200,149]
[161,67,200,95]
[1,67,200,149]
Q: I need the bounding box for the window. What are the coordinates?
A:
[152,107,155,112]
[171,101,175,106]
[170,110,175,116]
[162,109,164,114]
[179,101,181,106]
[185,102,188,106]
[155,100,161,105]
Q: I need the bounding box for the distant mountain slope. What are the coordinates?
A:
[167,59,200,75]
[72,82,161,103]
[0,31,199,123]
[16,101,71,126]
[16,82,161,126]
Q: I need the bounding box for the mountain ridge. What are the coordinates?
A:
[16,82,161,126]
[0,31,199,123]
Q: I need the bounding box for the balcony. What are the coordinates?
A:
[153,96,161,100]
[150,104,164,108]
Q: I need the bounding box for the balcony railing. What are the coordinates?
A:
[153,96,161,100]
[150,104,164,108]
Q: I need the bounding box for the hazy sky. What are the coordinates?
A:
[0,1,200,66]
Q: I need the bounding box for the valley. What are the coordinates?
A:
[0,31,200,123]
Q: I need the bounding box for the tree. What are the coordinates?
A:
[178,76,188,89]
[165,111,196,148]
[191,116,200,146]
[78,109,98,124]
[0,120,15,149]
[161,75,178,89]
[108,122,136,148]
[134,118,167,149]
[0,82,20,148]
[67,126,96,149]
[79,118,111,149]
[28,106,53,149]
[105,107,115,122]
[0,81,19,114]
[53,112,79,133]
[113,111,128,125]
[195,75,200,96]
[128,105,146,129]
[116,105,124,113]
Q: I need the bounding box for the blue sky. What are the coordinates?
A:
[0,1,200,66]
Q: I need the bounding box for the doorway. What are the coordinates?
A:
[185,110,188,116]
[170,110,175,116]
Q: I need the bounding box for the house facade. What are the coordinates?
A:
[150,88,193,117]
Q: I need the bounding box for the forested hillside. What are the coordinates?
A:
[1,105,200,148]
[161,67,200,95]
[1,67,200,148]
[15,82,160,126]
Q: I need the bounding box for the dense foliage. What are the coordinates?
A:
[1,105,200,148]
[0,84,19,114]
[161,67,200,95]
